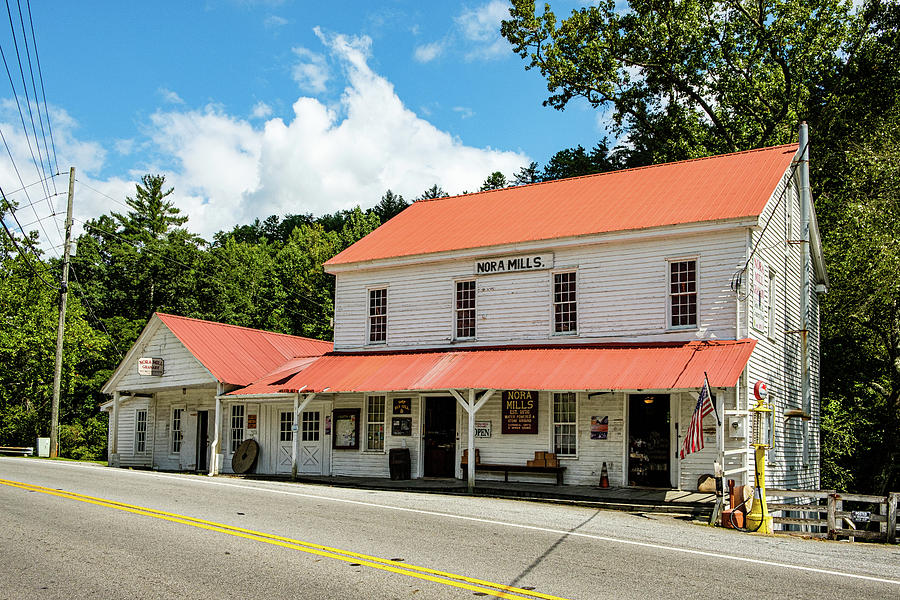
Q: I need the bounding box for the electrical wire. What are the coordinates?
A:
[3,0,53,201]
[68,263,124,360]
[24,0,57,176]
[14,0,55,195]
[0,202,55,288]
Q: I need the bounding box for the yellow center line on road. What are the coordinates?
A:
[0,478,571,600]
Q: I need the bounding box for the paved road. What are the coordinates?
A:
[1,457,898,599]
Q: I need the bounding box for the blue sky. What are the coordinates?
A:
[2,1,604,253]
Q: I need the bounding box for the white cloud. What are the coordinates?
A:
[264,15,288,28]
[250,101,273,119]
[414,41,445,63]
[455,1,511,60]
[291,46,330,94]
[158,88,185,105]
[453,106,475,119]
[3,30,529,249]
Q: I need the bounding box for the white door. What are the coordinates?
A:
[299,410,323,474]
[275,408,294,474]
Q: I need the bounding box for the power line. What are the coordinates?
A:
[74,178,133,212]
[24,0,57,176]
[16,0,55,194]
[3,0,53,201]
[68,263,124,360]
[0,197,55,288]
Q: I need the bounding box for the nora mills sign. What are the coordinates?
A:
[474,253,553,275]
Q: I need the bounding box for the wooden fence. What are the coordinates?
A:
[766,489,899,543]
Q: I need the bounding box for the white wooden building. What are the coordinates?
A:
[105,137,826,491]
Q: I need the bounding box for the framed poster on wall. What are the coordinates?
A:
[332,408,360,449]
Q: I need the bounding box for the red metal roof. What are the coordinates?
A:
[326,144,798,266]
[157,313,332,386]
[229,340,755,395]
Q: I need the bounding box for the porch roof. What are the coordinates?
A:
[227,340,756,396]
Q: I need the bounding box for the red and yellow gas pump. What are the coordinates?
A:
[745,380,774,534]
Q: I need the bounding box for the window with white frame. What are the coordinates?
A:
[553,393,577,456]
[368,288,387,343]
[455,280,476,339]
[280,411,293,442]
[669,259,697,327]
[366,396,385,451]
[135,409,148,453]
[230,405,245,452]
[171,408,183,453]
[302,411,320,442]
[553,271,577,333]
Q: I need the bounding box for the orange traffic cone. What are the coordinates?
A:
[599,462,609,488]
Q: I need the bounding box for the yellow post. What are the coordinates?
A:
[745,397,773,534]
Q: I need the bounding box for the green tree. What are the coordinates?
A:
[417,185,449,200]
[373,189,409,222]
[512,162,541,186]
[479,172,508,191]
[501,0,852,163]
[541,142,621,180]
[112,174,188,242]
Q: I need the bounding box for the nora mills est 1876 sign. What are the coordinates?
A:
[502,390,538,434]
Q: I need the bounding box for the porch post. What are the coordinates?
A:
[110,391,120,465]
[209,384,223,476]
[467,389,476,493]
[292,393,300,480]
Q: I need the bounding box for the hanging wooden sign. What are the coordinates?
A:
[502,390,538,434]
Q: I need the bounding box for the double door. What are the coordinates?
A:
[271,405,324,475]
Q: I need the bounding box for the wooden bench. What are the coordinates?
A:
[0,446,34,456]
[461,462,566,485]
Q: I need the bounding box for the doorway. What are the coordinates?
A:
[196,410,209,472]
[423,397,456,477]
[628,395,671,487]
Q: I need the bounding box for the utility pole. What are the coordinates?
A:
[50,167,75,459]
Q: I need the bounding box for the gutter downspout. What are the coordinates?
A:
[799,123,812,466]
[209,383,224,476]
[110,391,120,467]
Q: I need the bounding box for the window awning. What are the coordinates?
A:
[229,340,756,396]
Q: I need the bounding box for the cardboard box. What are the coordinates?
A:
[546,457,559,467]
[526,459,536,467]
[532,459,547,467]
[535,451,547,460]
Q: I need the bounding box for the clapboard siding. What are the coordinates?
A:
[743,171,821,490]
[459,392,628,486]
[115,326,215,390]
[330,393,421,478]
[115,397,151,467]
[333,230,747,351]
[149,388,217,471]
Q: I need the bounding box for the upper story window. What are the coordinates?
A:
[230,404,245,452]
[171,408,183,454]
[669,259,697,328]
[366,395,386,451]
[368,288,387,344]
[553,271,577,334]
[455,280,476,339]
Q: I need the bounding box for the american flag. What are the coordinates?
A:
[680,377,714,459]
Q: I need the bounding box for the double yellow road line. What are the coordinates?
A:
[0,478,570,600]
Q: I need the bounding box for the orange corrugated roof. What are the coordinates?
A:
[229,340,755,395]
[157,313,332,386]
[326,144,798,266]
